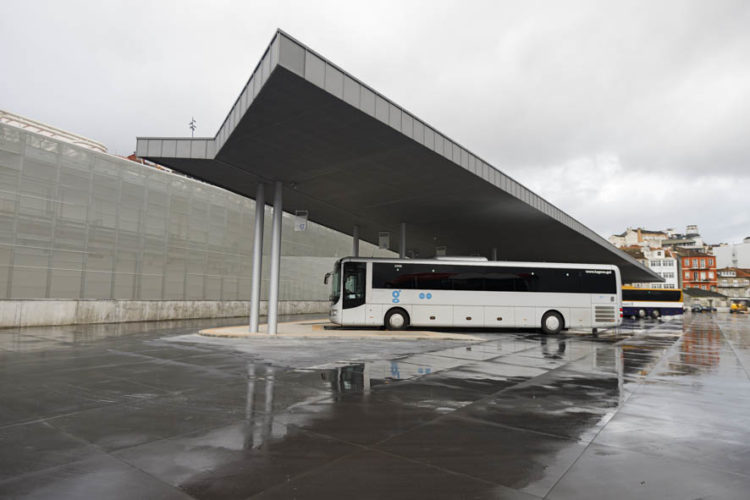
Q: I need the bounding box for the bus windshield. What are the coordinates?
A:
[329,262,341,303]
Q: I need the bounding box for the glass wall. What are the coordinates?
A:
[0,123,391,301]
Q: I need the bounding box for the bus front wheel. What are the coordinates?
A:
[541,311,563,335]
[385,308,410,330]
[651,309,660,320]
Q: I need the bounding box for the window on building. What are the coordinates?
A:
[693,271,698,280]
[708,271,714,279]
[684,258,689,266]
[693,259,698,267]
[685,271,690,279]
[700,272,706,280]
[700,260,706,269]
[708,258,713,266]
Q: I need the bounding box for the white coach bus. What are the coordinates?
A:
[325,257,622,334]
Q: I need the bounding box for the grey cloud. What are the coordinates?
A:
[1,0,748,242]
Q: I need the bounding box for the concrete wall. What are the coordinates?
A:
[0,300,328,328]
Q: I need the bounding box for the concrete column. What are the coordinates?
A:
[399,222,407,259]
[491,247,498,261]
[249,183,265,333]
[267,181,283,335]
[352,225,360,257]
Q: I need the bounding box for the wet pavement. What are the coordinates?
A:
[1,314,749,499]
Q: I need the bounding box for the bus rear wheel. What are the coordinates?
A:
[385,308,410,330]
[651,309,660,320]
[541,311,563,335]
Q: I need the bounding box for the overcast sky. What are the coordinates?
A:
[2,0,748,244]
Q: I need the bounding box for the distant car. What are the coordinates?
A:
[691,305,703,313]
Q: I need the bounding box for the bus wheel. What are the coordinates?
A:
[385,308,410,330]
[638,309,646,319]
[541,311,563,335]
[651,309,660,320]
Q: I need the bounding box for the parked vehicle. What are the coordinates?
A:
[730,299,749,314]
[325,257,622,334]
[622,287,683,319]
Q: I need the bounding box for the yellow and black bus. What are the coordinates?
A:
[622,286,683,319]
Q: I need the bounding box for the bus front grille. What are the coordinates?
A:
[594,306,616,323]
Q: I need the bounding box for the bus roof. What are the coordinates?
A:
[337,256,620,270]
[622,285,682,291]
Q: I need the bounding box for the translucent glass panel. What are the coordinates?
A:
[0,124,389,301]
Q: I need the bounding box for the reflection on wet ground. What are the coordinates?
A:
[1,314,750,498]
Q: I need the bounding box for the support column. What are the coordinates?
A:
[249,183,265,333]
[352,225,360,257]
[491,247,498,261]
[267,181,283,335]
[399,222,407,259]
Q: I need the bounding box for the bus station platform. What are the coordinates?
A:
[199,319,484,341]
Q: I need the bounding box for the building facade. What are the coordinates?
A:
[679,251,717,291]
[608,227,670,249]
[0,120,392,326]
[714,238,750,269]
[716,268,750,299]
[661,225,705,251]
[622,246,680,289]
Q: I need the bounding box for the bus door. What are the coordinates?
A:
[341,262,367,326]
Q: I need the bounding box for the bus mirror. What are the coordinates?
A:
[324,272,331,285]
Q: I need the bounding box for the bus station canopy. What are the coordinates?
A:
[136,30,660,284]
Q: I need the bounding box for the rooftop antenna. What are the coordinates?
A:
[189,117,196,138]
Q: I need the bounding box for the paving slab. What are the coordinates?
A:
[1,313,749,499]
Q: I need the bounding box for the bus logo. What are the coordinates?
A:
[392,290,401,303]
[418,292,433,300]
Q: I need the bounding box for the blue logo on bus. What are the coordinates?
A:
[418,292,432,300]
[392,290,401,303]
